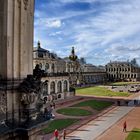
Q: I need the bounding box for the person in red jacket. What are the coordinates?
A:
[123,121,127,132]
[54,129,59,140]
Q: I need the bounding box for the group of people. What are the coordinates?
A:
[44,101,56,120]
[54,129,66,140]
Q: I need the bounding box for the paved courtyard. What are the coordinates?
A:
[97,105,140,140]
[41,92,140,140]
[62,93,140,140]
[65,106,134,140]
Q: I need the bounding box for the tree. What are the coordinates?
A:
[131,58,138,66]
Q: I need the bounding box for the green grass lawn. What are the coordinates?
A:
[56,108,92,116]
[110,82,140,86]
[43,119,78,134]
[126,128,140,140]
[76,86,129,97]
[72,100,113,111]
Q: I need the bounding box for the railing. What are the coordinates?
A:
[42,72,69,77]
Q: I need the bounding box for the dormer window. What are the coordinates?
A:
[38,52,43,58]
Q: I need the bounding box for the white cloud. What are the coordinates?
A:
[35,19,62,28]
[59,0,118,3]
[47,20,62,28]
[49,31,62,36]
[34,0,140,65]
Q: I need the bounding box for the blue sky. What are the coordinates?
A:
[34,0,140,65]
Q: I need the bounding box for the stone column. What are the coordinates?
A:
[0,0,34,80]
[49,63,52,73]
[0,0,34,122]
[67,80,70,92]
[48,82,50,94]
[55,81,58,93]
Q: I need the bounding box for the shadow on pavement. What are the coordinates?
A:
[76,129,89,132]
[131,130,140,133]
[87,123,99,126]
[66,135,82,140]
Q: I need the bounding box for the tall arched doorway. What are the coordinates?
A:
[64,80,68,92]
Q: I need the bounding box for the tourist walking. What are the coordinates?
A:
[123,121,127,132]
[54,129,59,140]
[63,129,66,140]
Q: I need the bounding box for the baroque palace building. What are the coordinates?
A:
[33,41,107,89]
[33,41,71,102]
[81,64,106,84]
[106,61,140,82]
[1,0,139,139]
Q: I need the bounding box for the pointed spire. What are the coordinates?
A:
[71,46,75,55]
[37,40,41,48]
[69,46,78,61]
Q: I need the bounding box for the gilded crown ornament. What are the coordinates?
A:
[69,47,78,61]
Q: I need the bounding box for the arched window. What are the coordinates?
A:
[52,63,55,73]
[41,82,48,96]
[68,65,70,72]
[50,81,55,94]
[57,81,62,93]
[64,80,68,92]
[45,63,49,72]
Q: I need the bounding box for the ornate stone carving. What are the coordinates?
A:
[23,0,29,10]
[69,47,78,61]
[0,91,6,114]
[21,92,36,105]
[17,0,21,8]
[18,74,41,94]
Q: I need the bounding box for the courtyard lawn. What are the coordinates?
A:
[110,82,140,86]
[43,119,78,134]
[56,108,92,116]
[72,100,113,111]
[76,86,129,97]
[126,128,140,140]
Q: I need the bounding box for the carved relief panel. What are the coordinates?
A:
[23,0,29,10]
[0,91,6,114]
